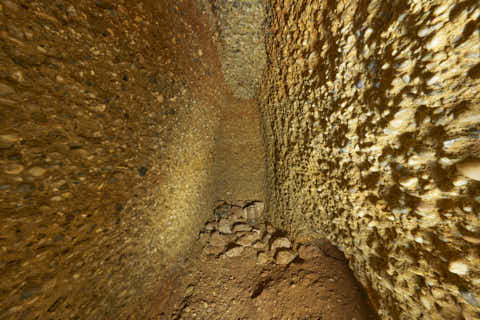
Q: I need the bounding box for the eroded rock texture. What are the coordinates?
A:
[0,0,224,318]
[260,0,480,319]
[209,0,267,99]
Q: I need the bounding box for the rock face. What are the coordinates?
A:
[259,0,480,319]
[207,0,267,99]
[0,1,236,319]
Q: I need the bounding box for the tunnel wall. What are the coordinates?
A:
[0,0,222,318]
[260,0,480,319]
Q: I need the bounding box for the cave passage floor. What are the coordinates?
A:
[155,202,378,320]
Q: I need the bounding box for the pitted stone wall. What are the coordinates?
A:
[0,0,222,318]
[208,0,267,99]
[260,0,480,319]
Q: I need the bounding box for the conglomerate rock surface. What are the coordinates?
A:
[204,0,267,99]
[259,0,480,319]
[0,0,260,318]
[1,0,479,319]
[0,0,267,318]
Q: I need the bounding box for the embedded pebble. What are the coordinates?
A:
[72,148,89,158]
[456,160,480,181]
[27,167,47,177]
[0,134,21,144]
[275,250,296,265]
[17,183,35,193]
[462,235,480,245]
[89,104,107,113]
[399,177,419,190]
[460,290,479,308]
[1,0,19,12]
[0,82,14,96]
[448,260,469,275]
[5,163,24,175]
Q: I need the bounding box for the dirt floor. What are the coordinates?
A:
[155,202,378,320]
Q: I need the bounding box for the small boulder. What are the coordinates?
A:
[232,223,251,233]
[218,218,233,234]
[236,232,260,247]
[271,237,291,252]
[203,245,224,256]
[257,252,270,265]
[266,224,275,234]
[298,244,323,260]
[209,231,228,247]
[214,203,231,219]
[243,201,264,225]
[225,246,244,258]
[204,221,216,231]
[27,167,47,177]
[198,232,210,246]
[252,241,266,250]
[275,250,296,265]
[231,206,246,221]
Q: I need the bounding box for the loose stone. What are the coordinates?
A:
[198,232,210,245]
[271,237,291,252]
[224,246,244,257]
[275,250,296,265]
[231,206,246,220]
[298,244,322,260]
[203,245,224,256]
[209,231,228,247]
[232,223,251,233]
[218,218,233,234]
[252,241,266,250]
[257,252,270,265]
[236,232,260,247]
[205,221,216,231]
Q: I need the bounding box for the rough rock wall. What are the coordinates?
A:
[207,0,267,99]
[260,0,480,319]
[0,0,223,318]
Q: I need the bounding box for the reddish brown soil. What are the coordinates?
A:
[153,205,378,320]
